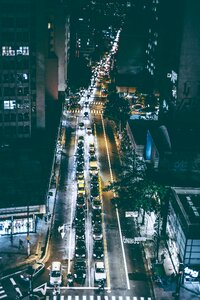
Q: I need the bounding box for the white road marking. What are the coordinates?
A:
[133,297,138,300]
[112,296,116,300]
[75,296,79,300]
[0,291,4,295]
[140,298,145,300]
[0,295,7,299]
[68,296,72,300]
[126,296,130,300]
[101,114,130,290]
[10,278,16,285]
[119,296,123,300]
[83,296,87,300]
[15,287,22,296]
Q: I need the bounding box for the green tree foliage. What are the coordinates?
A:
[103,92,130,130]
[105,131,169,215]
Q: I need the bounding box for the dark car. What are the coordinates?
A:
[77,147,84,156]
[91,186,99,198]
[92,211,102,224]
[92,199,102,210]
[75,207,85,221]
[20,263,45,283]
[78,122,84,130]
[76,225,85,240]
[76,164,84,175]
[75,243,86,258]
[93,240,104,259]
[76,195,85,208]
[93,224,103,240]
[77,141,84,149]
[90,175,98,185]
[83,111,89,118]
[74,260,86,283]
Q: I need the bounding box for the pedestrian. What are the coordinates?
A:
[19,238,23,249]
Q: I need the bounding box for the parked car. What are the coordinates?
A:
[92,211,102,224]
[20,263,45,283]
[75,241,86,258]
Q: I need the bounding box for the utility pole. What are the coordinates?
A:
[27,205,30,256]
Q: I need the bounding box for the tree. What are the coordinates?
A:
[103,92,130,132]
[104,131,168,221]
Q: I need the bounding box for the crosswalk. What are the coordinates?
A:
[0,285,7,299]
[65,109,103,115]
[45,295,152,300]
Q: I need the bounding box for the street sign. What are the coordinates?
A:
[125,211,138,218]
[134,237,146,242]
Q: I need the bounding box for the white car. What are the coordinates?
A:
[49,262,62,286]
[94,261,106,282]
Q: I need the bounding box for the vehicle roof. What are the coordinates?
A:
[96,261,104,268]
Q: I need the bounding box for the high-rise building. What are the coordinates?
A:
[0,0,47,139]
[0,0,70,140]
[176,0,200,123]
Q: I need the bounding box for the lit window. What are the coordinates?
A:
[16,46,29,56]
[4,100,16,110]
[2,46,15,56]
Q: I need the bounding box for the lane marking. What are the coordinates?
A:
[10,278,16,286]
[101,114,130,290]
[15,287,22,296]
[0,291,4,294]
[75,296,79,300]
[133,297,137,300]
[0,295,7,299]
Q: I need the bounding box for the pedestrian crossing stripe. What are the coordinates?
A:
[45,296,151,300]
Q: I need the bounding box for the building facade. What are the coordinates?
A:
[167,187,200,268]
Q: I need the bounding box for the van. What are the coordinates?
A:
[49,261,62,286]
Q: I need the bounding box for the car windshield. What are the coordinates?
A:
[51,271,61,277]
[96,268,104,273]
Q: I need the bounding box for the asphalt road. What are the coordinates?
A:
[0,89,153,300]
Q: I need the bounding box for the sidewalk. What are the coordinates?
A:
[138,213,200,300]
[0,152,62,278]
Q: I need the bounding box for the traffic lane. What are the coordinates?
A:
[94,117,128,289]
[95,116,152,295]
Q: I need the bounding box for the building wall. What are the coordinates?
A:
[0,0,47,138]
[176,0,200,116]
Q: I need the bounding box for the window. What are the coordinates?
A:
[4,100,16,110]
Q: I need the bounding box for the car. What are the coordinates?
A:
[78,122,84,130]
[77,158,84,167]
[89,149,96,157]
[74,260,86,282]
[77,147,84,156]
[77,182,85,195]
[92,199,102,210]
[93,224,103,240]
[91,174,99,185]
[76,195,85,208]
[77,141,84,149]
[20,263,45,283]
[86,127,92,134]
[89,142,95,151]
[92,211,102,224]
[76,164,84,175]
[83,111,89,118]
[75,243,86,258]
[49,261,62,286]
[93,240,104,259]
[77,155,84,164]
[89,155,97,162]
[75,207,85,221]
[91,186,99,198]
[78,135,84,142]
[76,225,85,240]
[77,174,84,185]
[94,261,106,282]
